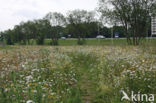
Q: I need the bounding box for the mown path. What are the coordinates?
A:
[72,53,99,103]
[80,68,96,103]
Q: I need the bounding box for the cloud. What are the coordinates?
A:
[0,0,98,31]
[13,9,42,19]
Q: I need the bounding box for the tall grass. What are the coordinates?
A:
[0,44,156,103]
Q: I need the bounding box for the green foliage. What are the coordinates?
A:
[0,45,156,102]
[99,0,156,45]
[5,30,14,45]
[0,9,128,46]
[77,38,86,45]
[66,10,97,43]
[36,33,45,45]
[50,39,59,45]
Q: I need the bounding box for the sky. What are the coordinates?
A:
[0,0,98,31]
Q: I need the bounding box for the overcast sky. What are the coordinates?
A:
[0,0,98,31]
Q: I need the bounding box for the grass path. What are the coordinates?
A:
[71,53,99,103]
[80,68,96,103]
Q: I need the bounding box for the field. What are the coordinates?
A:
[14,38,156,46]
[0,39,156,103]
[46,39,127,46]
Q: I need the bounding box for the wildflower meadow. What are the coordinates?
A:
[0,44,156,103]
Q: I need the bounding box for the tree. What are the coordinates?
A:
[45,12,66,26]
[13,25,22,44]
[45,12,66,45]
[13,22,32,45]
[113,26,125,37]
[3,29,14,45]
[98,0,156,45]
[0,32,5,46]
[100,26,111,38]
[15,22,28,45]
[67,10,96,45]
[1,18,52,45]
[34,19,51,45]
[0,32,4,42]
[85,22,99,38]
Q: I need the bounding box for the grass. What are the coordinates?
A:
[6,38,156,46]
[45,39,128,46]
[0,40,156,103]
[0,46,16,50]
[46,38,156,46]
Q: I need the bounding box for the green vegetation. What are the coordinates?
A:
[1,0,155,45]
[99,0,156,45]
[0,43,156,103]
[0,46,15,50]
[15,38,156,46]
[0,0,156,102]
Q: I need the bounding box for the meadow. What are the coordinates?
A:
[0,39,156,103]
[14,38,127,46]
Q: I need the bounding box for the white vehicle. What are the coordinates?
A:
[61,37,66,40]
[96,35,105,39]
[115,35,119,38]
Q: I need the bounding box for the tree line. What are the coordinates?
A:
[0,10,113,45]
[0,0,155,45]
[99,0,156,45]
